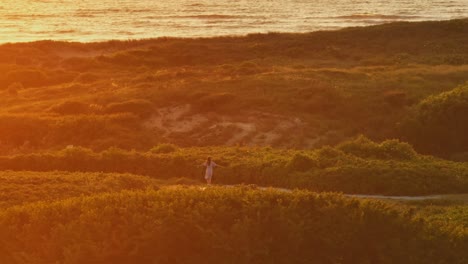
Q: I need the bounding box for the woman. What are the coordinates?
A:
[202,157,221,185]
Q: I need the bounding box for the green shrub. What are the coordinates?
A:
[450,152,468,162]
[62,57,97,71]
[150,143,178,154]
[74,72,101,83]
[236,61,261,75]
[384,90,407,106]
[288,153,316,171]
[401,84,468,156]
[0,115,49,147]
[195,93,236,112]
[0,187,465,264]
[104,99,154,117]
[49,101,90,115]
[379,139,418,160]
[8,82,24,91]
[0,171,157,208]
[0,138,466,195]
[5,69,48,87]
[338,135,417,160]
[314,146,349,168]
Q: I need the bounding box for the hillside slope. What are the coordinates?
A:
[0,19,467,155]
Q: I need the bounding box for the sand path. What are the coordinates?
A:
[213,185,468,202]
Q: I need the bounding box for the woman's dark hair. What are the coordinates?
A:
[206,157,212,166]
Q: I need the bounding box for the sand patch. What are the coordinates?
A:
[144,104,311,147]
[144,104,209,136]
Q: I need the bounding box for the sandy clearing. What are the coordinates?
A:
[143,104,310,146]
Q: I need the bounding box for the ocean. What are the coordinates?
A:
[1,0,467,43]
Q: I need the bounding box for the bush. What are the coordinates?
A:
[0,138,466,195]
[150,143,178,154]
[288,153,316,171]
[0,171,157,208]
[0,187,465,264]
[4,69,48,87]
[0,115,49,147]
[74,72,101,83]
[400,84,468,156]
[104,99,154,117]
[195,93,236,112]
[62,57,97,71]
[236,61,261,75]
[314,146,349,168]
[338,135,417,160]
[7,87,18,96]
[7,82,24,90]
[49,101,90,115]
[384,90,407,106]
[450,152,468,162]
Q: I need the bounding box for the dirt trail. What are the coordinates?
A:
[345,194,468,201]
[216,185,468,202]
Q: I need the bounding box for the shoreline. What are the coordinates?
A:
[2,17,467,45]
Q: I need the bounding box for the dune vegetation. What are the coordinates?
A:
[0,187,466,264]
[0,137,466,195]
[0,171,159,208]
[0,18,468,263]
[0,171,466,263]
[0,19,467,158]
[400,84,468,158]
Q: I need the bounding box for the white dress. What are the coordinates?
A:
[204,161,217,180]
